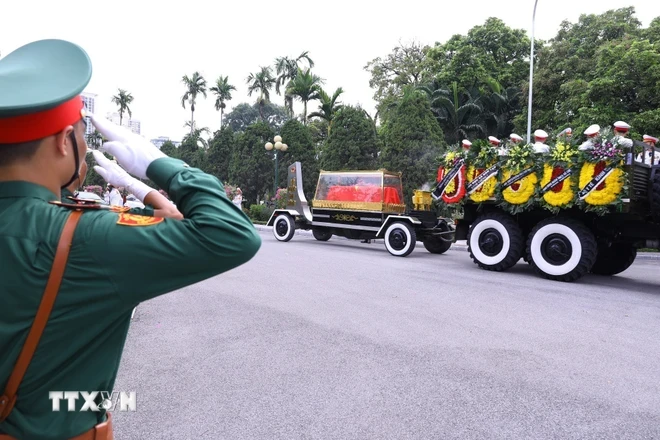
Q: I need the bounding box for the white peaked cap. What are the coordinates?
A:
[613,121,631,129]
[534,129,548,139]
[488,136,500,144]
[462,139,472,146]
[643,134,659,143]
[584,124,600,136]
[510,133,523,141]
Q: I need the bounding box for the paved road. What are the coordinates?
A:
[112,230,660,439]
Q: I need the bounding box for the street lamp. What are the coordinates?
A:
[265,135,288,197]
[526,0,539,144]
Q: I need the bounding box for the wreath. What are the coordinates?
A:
[538,141,580,213]
[497,142,539,214]
[576,137,626,215]
[465,139,499,202]
[435,146,467,204]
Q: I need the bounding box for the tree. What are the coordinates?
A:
[182,121,210,149]
[319,106,379,171]
[424,81,485,144]
[308,87,344,134]
[181,72,208,137]
[209,75,236,128]
[274,52,315,116]
[159,140,179,158]
[246,66,276,121]
[364,40,430,123]
[379,88,446,203]
[111,89,133,126]
[206,127,235,182]
[285,68,324,125]
[280,119,319,201]
[228,121,276,204]
[224,102,290,133]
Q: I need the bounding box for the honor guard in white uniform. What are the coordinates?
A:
[612,121,634,148]
[533,129,550,153]
[579,124,600,150]
[637,134,660,165]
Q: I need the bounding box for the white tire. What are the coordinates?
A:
[272,214,295,242]
[467,211,523,271]
[384,222,416,257]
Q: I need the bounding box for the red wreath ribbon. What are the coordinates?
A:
[436,164,466,203]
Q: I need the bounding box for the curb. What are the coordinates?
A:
[253,225,660,260]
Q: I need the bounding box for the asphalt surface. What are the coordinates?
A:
[112,228,660,439]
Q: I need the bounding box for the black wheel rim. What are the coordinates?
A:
[275,219,289,237]
[389,228,408,251]
[478,228,504,257]
[541,233,572,265]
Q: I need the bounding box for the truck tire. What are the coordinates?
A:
[467,211,524,271]
[273,213,295,242]
[526,217,597,282]
[590,242,637,276]
[423,222,452,254]
[384,222,416,257]
[312,228,332,241]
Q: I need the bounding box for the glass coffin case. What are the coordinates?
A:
[312,170,406,214]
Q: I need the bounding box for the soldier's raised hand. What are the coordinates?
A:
[88,113,166,180]
[92,149,155,202]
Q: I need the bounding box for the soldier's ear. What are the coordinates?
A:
[54,125,75,156]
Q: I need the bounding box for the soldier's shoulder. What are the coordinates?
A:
[49,201,164,227]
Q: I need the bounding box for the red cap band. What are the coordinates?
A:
[0,96,84,144]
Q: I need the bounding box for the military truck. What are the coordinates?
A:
[266,162,455,257]
[433,135,660,282]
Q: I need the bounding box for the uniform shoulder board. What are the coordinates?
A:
[116,212,164,227]
[49,201,132,213]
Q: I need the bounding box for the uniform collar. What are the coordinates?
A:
[0,181,59,202]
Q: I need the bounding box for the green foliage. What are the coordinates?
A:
[280,119,319,201]
[229,121,275,204]
[379,89,446,204]
[319,105,379,171]
[224,102,290,132]
[159,140,179,158]
[206,127,234,181]
[248,204,271,222]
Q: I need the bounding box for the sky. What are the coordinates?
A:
[2,0,660,142]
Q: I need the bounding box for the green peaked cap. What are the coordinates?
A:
[0,39,92,118]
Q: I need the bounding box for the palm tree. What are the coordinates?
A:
[423,81,486,144]
[246,66,276,121]
[85,131,104,149]
[111,89,133,126]
[183,121,211,148]
[285,68,324,125]
[181,72,208,136]
[274,51,314,116]
[308,87,344,133]
[209,75,236,128]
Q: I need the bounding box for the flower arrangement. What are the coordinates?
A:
[465,139,499,203]
[498,142,539,213]
[272,187,289,209]
[577,135,626,213]
[538,141,580,212]
[435,145,467,204]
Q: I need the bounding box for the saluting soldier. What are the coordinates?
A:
[0,39,261,439]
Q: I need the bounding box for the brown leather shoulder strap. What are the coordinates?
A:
[0,209,83,422]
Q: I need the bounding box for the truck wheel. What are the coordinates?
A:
[467,211,524,271]
[272,214,295,242]
[526,217,597,282]
[384,222,416,257]
[312,228,332,241]
[423,222,452,254]
[590,242,637,276]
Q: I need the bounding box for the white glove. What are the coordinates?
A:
[89,113,166,180]
[92,149,155,203]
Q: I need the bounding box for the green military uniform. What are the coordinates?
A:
[0,40,261,439]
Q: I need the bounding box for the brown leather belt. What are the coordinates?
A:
[0,211,113,439]
[0,412,112,440]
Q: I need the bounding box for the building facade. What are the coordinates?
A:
[107,112,141,135]
[151,136,181,149]
[81,92,97,135]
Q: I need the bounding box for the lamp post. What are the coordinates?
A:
[265,135,288,198]
[526,0,539,144]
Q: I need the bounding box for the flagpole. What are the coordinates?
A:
[527,0,539,143]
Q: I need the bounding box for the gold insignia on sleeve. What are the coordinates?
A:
[116,213,164,226]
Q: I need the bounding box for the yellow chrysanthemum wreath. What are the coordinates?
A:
[578,162,625,206]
